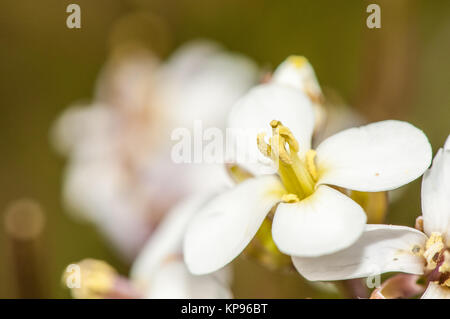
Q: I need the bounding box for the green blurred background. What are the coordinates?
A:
[0,0,449,298]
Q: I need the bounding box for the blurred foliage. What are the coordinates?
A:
[0,0,449,298]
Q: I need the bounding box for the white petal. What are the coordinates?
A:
[312,104,365,147]
[183,175,284,274]
[95,203,151,261]
[63,160,125,222]
[272,56,322,96]
[227,83,315,175]
[144,261,232,299]
[422,148,450,241]
[63,160,151,260]
[162,43,258,130]
[130,193,214,286]
[292,224,427,281]
[421,282,450,299]
[316,120,432,191]
[272,185,366,257]
[161,40,221,84]
[444,134,450,150]
[50,104,115,157]
[94,50,159,112]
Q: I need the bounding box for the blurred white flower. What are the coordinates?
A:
[64,193,232,299]
[130,193,232,298]
[183,78,431,275]
[292,135,450,299]
[51,40,259,260]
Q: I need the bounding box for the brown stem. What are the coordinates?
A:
[337,279,369,299]
[4,199,48,298]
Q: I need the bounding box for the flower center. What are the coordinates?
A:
[416,233,450,288]
[257,120,317,201]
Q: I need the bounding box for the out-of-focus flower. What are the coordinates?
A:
[130,193,232,298]
[292,135,450,299]
[51,40,259,260]
[63,193,232,299]
[183,74,431,275]
[63,259,139,299]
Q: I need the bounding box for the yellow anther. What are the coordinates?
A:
[305,149,318,181]
[439,251,450,274]
[269,120,299,154]
[426,232,444,251]
[270,120,281,128]
[257,120,317,199]
[271,134,292,165]
[281,193,299,203]
[287,56,307,69]
[277,126,299,152]
[424,233,445,271]
[257,133,271,158]
[63,259,117,299]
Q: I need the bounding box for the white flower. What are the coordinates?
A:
[273,56,394,226]
[65,193,232,299]
[292,135,450,299]
[130,193,232,299]
[51,40,258,259]
[183,79,432,275]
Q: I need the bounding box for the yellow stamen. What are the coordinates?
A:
[258,120,317,200]
[257,132,271,158]
[424,233,445,271]
[62,259,117,299]
[305,150,318,181]
[277,126,299,152]
[439,251,450,275]
[281,193,299,203]
[226,164,254,184]
[271,134,292,165]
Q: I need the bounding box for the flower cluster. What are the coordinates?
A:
[58,43,449,299]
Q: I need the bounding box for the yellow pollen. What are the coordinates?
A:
[424,232,445,272]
